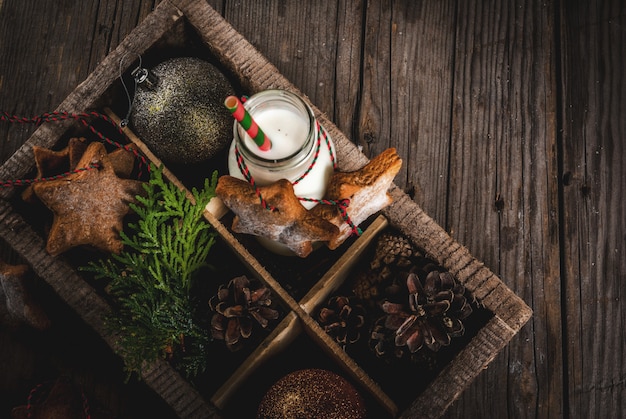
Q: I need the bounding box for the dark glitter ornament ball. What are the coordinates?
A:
[130,57,234,164]
[257,369,367,419]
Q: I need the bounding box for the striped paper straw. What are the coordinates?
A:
[224,96,272,151]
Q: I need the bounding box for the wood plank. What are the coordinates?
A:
[87,0,161,68]
[0,2,99,165]
[560,0,626,417]
[359,0,457,225]
[331,0,365,144]
[443,0,561,417]
[222,0,338,114]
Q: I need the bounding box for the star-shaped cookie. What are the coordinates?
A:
[216,176,339,258]
[32,141,145,256]
[311,147,402,249]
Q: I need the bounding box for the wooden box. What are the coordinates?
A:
[0,0,532,417]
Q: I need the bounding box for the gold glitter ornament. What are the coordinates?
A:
[130,57,234,164]
[257,369,366,419]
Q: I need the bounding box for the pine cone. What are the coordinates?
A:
[353,232,417,307]
[317,296,366,350]
[369,269,474,359]
[209,275,279,351]
[352,270,381,305]
[370,232,415,274]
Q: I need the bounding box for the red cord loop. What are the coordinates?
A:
[234,122,361,237]
[0,110,149,187]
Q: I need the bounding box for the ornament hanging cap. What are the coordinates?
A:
[118,52,154,127]
[131,66,158,90]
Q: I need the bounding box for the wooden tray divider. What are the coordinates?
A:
[298,215,388,314]
[211,214,388,408]
[210,311,302,409]
[110,108,399,416]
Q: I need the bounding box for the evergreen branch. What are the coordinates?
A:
[81,164,218,378]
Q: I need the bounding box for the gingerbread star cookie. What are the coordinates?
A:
[216,176,339,258]
[311,147,402,249]
[32,141,145,256]
[107,147,137,178]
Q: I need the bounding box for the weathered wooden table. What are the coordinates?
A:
[0,0,623,418]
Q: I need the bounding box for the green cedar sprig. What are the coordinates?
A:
[82,164,218,378]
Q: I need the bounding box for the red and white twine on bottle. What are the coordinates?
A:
[234,120,362,236]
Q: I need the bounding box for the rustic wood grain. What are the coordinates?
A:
[443,1,563,418]
[560,0,626,417]
[1,0,623,418]
[88,0,160,68]
[223,0,341,119]
[0,2,97,177]
[359,0,457,225]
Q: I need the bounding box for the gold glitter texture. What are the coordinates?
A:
[257,368,366,419]
[130,57,234,164]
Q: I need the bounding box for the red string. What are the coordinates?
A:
[0,110,149,181]
[235,144,277,211]
[0,163,101,187]
[234,122,361,237]
[299,197,362,236]
[26,382,44,418]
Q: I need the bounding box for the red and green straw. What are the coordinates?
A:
[225,96,271,151]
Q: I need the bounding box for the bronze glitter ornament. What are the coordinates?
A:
[130,57,234,164]
[257,369,366,419]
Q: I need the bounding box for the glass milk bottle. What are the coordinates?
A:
[226,89,336,255]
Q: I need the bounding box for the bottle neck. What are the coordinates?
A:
[233,90,317,182]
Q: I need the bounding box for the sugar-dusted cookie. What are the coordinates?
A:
[32,142,145,256]
[216,176,339,258]
[312,148,402,249]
